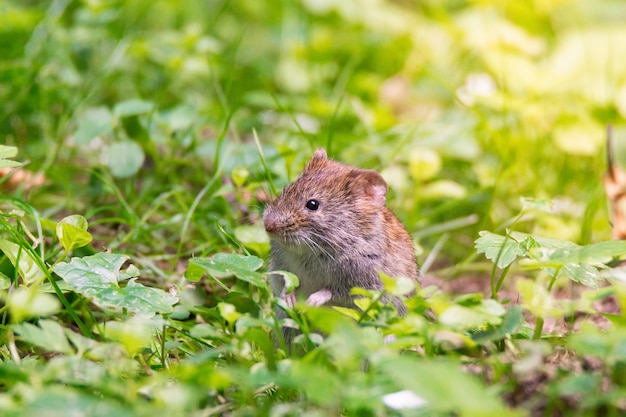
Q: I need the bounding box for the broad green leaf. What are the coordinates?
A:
[184,261,207,283]
[511,232,578,249]
[0,145,22,168]
[159,104,197,131]
[105,141,145,178]
[560,263,601,288]
[516,278,563,318]
[567,325,614,359]
[305,305,358,335]
[420,179,466,199]
[0,239,45,284]
[233,225,269,256]
[7,386,136,417]
[189,323,221,339]
[471,306,523,343]
[0,271,12,290]
[510,231,577,250]
[288,361,343,407]
[187,253,265,287]
[56,215,93,252]
[554,373,601,396]
[230,166,249,187]
[8,287,61,323]
[113,99,155,117]
[54,253,138,288]
[548,240,626,265]
[332,305,362,321]
[439,301,503,330]
[475,231,526,268]
[217,302,242,322]
[95,280,178,316]
[43,356,109,388]
[266,270,299,294]
[73,107,113,144]
[53,253,178,316]
[380,273,415,296]
[103,318,154,354]
[13,320,73,354]
[376,357,521,417]
[408,148,442,181]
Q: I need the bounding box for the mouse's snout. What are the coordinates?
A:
[264,215,277,233]
[263,208,283,234]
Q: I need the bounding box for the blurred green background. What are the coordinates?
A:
[3,0,626,271]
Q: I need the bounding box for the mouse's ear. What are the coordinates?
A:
[358,169,388,207]
[304,148,329,170]
[311,148,327,161]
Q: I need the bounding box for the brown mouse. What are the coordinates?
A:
[263,148,419,316]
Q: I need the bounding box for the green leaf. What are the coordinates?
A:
[233,225,269,256]
[560,263,601,288]
[567,325,613,359]
[187,253,265,287]
[0,145,22,168]
[9,386,136,417]
[266,270,299,294]
[159,104,197,131]
[56,215,93,252]
[510,231,577,251]
[553,372,601,396]
[13,320,73,354]
[230,166,249,187]
[73,107,113,144]
[105,141,145,178]
[0,272,11,290]
[471,306,523,343]
[217,302,242,322]
[475,231,526,268]
[53,253,178,316]
[287,361,344,407]
[380,272,415,296]
[548,240,626,265]
[113,99,155,117]
[103,318,154,354]
[306,305,359,335]
[377,357,521,417]
[439,299,504,330]
[0,239,45,284]
[516,278,563,318]
[7,287,61,323]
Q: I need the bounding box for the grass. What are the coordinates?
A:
[2,0,626,416]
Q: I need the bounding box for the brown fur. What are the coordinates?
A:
[264,148,419,317]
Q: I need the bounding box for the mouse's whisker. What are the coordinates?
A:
[306,233,335,260]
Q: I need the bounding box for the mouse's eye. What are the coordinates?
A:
[305,199,320,211]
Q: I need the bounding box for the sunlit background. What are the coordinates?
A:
[4,0,626,260]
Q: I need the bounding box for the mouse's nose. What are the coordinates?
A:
[264,215,278,233]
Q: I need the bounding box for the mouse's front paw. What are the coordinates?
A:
[306,289,332,306]
[283,291,297,308]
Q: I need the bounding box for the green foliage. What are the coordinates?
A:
[2,0,626,415]
[53,253,178,316]
[0,146,21,169]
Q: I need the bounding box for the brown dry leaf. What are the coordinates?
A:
[0,167,45,191]
[603,126,626,240]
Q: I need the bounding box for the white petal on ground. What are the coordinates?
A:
[382,390,428,410]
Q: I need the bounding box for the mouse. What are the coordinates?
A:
[263,148,419,318]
